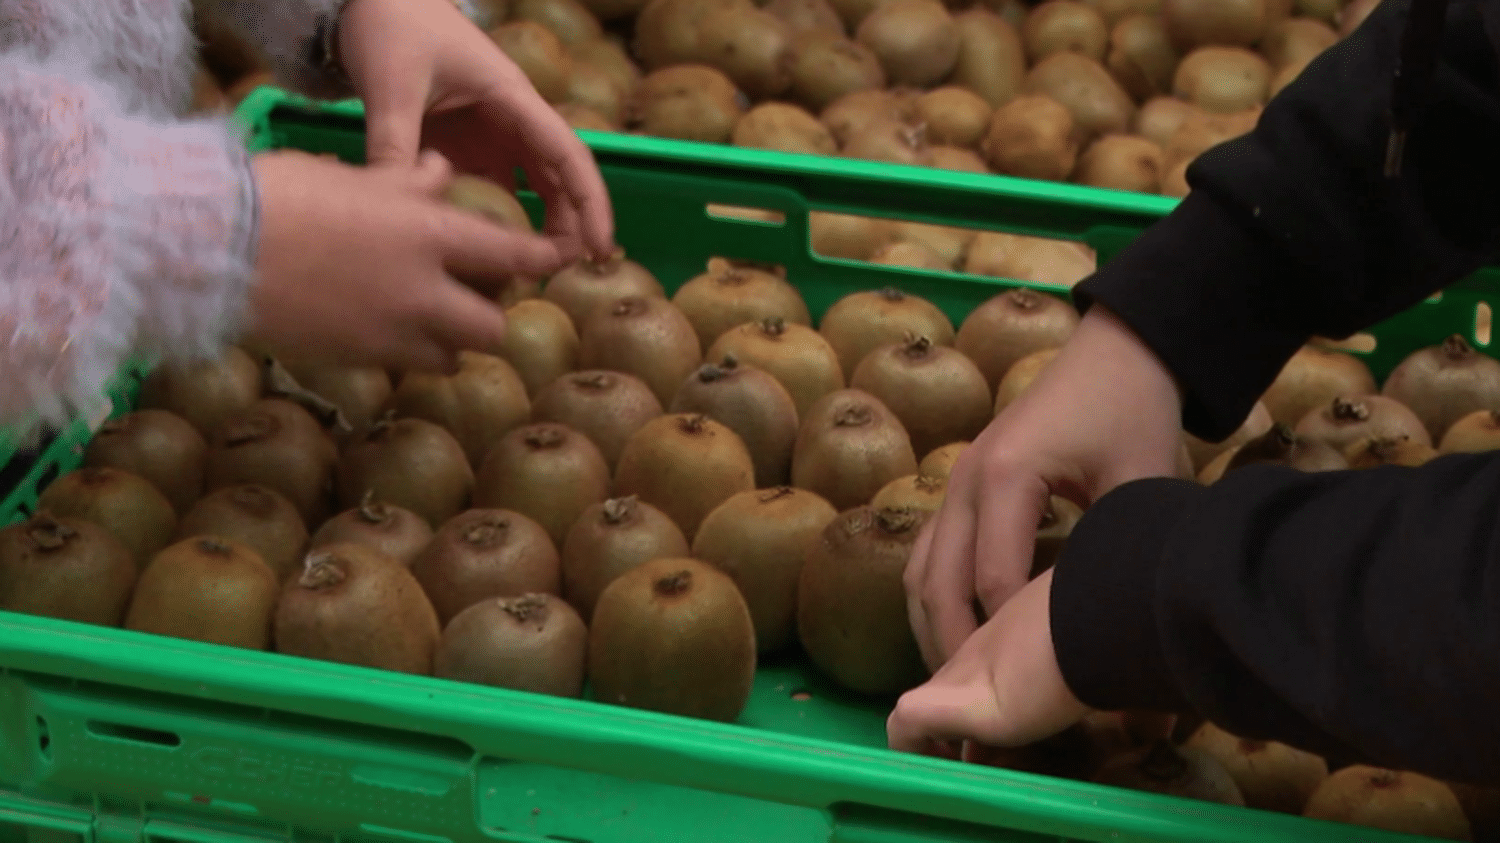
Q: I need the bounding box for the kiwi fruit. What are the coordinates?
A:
[204,398,337,527]
[614,413,756,539]
[671,356,800,487]
[732,102,838,155]
[951,9,1028,109]
[1261,345,1378,427]
[37,467,176,572]
[1031,495,1084,576]
[1133,95,1200,147]
[707,317,846,417]
[1337,0,1379,36]
[579,0,649,21]
[994,347,1061,414]
[1105,13,1178,100]
[138,346,262,439]
[821,88,920,146]
[530,370,664,469]
[1344,434,1439,469]
[177,484,308,580]
[929,145,991,172]
[569,37,643,93]
[82,409,206,514]
[566,62,629,128]
[792,388,919,509]
[851,334,991,459]
[1094,740,1246,805]
[919,441,969,478]
[277,359,394,441]
[312,490,433,567]
[1161,0,1272,49]
[672,258,813,351]
[856,0,961,87]
[788,33,888,112]
[1081,0,1161,27]
[1294,394,1431,454]
[1163,103,1261,166]
[560,496,688,620]
[511,0,603,44]
[578,296,703,408]
[1183,723,1328,813]
[1023,0,1108,63]
[1024,52,1136,141]
[633,0,741,69]
[336,415,475,529]
[473,422,612,548]
[765,0,846,35]
[1172,46,1270,113]
[588,557,757,721]
[956,290,1079,392]
[0,513,137,626]
[982,94,1079,180]
[820,287,955,377]
[798,505,929,695]
[914,86,993,148]
[1304,767,1472,841]
[1199,422,1348,482]
[275,543,441,673]
[810,211,895,261]
[559,102,622,131]
[1382,335,1500,442]
[411,509,561,623]
[1269,58,1309,96]
[632,64,746,143]
[498,299,581,398]
[488,21,574,103]
[891,221,975,267]
[870,473,947,511]
[435,593,588,697]
[1439,410,1500,454]
[1074,134,1165,192]
[1261,16,1337,68]
[1183,400,1272,470]
[393,352,530,468]
[869,240,950,269]
[125,537,278,649]
[840,117,935,166]
[964,232,1098,287]
[695,4,797,99]
[544,250,665,327]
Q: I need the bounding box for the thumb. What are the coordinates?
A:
[363,77,431,169]
[409,149,456,196]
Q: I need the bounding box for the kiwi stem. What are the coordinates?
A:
[28,514,76,549]
[878,287,907,302]
[874,506,922,534]
[655,570,693,597]
[696,363,730,383]
[612,297,647,317]
[299,553,348,589]
[759,487,796,503]
[1444,334,1475,359]
[1370,769,1402,787]
[197,537,234,556]
[678,414,710,435]
[1330,397,1370,422]
[357,489,387,524]
[500,593,550,623]
[914,475,944,493]
[719,353,740,371]
[759,317,786,337]
[601,496,637,524]
[464,516,507,546]
[1006,288,1042,310]
[901,334,934,358]
[524,426,567,449]
[833,405,874,428]
[573,372,612,390]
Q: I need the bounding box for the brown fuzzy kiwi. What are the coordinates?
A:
[578,295,704,408]
[1163,104,1261,166]
[1337,0,1380,37]
[792,389,919,509]
[311,490,433,567]
[1081,0,1161,27]
[982,94,1080,180]
[578,0,648,21]
[671,356,801,487]
[1184,722,1328,814]
[1161,0,1273,49]
[694,4,797,99]
[893,221,975,267]
[1294,394,1431,454]
[1198,422,1348,483]
[1031,495,1084,576]
[1106,14,1179,100]
[511,0,603,44]
[1304,767,1472,841]
[765,0,845,36]
[393,352,531,468]
[566,61,629,125]
[994,348,1061,415]
[1344,434,1439,469]
[810,211,895,261]
[1269,59,1308,96]
[963,232,1098,287]
[869,240,951,270]
[914,86,993,148]
[499,299,581,398]
[1185,400,1273,471]
[335,414,475,529]
[83,409,206,514]
[0,513,137,626]
[732,102,838,155]
[205,398,337,527]
[530,370,664,469]
[37,467,176,573]
[558,102,621,131]
[1172,46,1271,113]
[840,117,935,166]
[1261,345,1378,427]
[473,423,612,548]
[820,88,920,147]
[798,505,929,695]
[632,64,746,143]
[561,495,690,621]
[588,557,757,721]
[1132,95,1200,147]
[435,593,588,697]
[856,0,961,87]
[614,414,756,539]
[929,145,991,172]
[544,250,665,327]
[1261,16,1337,68]
[275,543,441,673]
[1439,410,1500,454]
[125,537,278,649]
[957,289,1081,391]
[951,9,1028,109]
[1094,740,1246,805]
[672,258,813,350]
[851,334,992,459]
[1023,0,1108,63]
[488,21,575,103]
[692,487,837,653]
[177,484,308,581]
[707,317,846,417]
[138,346,262,439]
[1024,52,1136,141]
[919,441,969,479]
[568,37,642,94]
[633,0,740,69]
[825,0,886,30]
[1382,335,1500,442]
[870,473,947,511]
[277,359,394,441]
[788,33,887,113]
[820,287,956,377]
[410,509,561,624]
[1074,134,1165,193]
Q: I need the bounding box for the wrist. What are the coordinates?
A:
[1063,304,1186,421]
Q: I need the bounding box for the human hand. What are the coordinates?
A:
[246,148,564,372]
[336,0,614,263]
[904,305,1185,670]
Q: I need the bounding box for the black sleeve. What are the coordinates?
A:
[1050,455,1500,784]
[1071,0,1500,442]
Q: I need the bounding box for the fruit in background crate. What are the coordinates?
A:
[1439,410,1500,454]
[579,0,650,22]
[1023,0,1109,63]
[631,65,746,143]
[919,441,969,478]
[870,473,947,511]
[392,352,532,468]
[915,86,994,148]
[569,37,642,93]
[276,359,393,441]
[732,102,839,154]
[138,346,262,440]
[544,251,665,328]
[671,357,801,487]
[561,496,690,621]
[1172,46,1270,113]
[37,468,176,573]
[1260,16,1337,68]
[1269,58,1309,96]
[1094,739,1246,805]
[411,509,561,624]
[566,61,630,125]
[891,220,973,267]
[792,389,919,509]
[633,0,741,69]
[1184,399,1272,470]
[444,174,536,231]
[1303,767,1472,841]
[1197,422,1347,483]
[1132,95,1199,147]
[810,211,895,261]
[1030,495,1083,575]
[851,334,992,459]
[788,34,888,112]
[489,21,575,103]
[956,288,1081,391]
[1294,0,1339,23]
[707,318,846,417]
[531,370,664,469]
[499,299,581,398]
[950,9,1028,109]
[994,347,1060,414]
[1082,0,1162,28]
[0,514,137,627]
[820,287,955,377]
[869,240,950,269]
[512,0,605,44]
[1336,0,1379,37]
[578,295,703,407]
[311,491,433,568]
[1161,0,1276,49]
[798,505,929,695]
[1294,394,1431,454]
[436,593,588,697]
[588,557,757,721]
[1381,335,1500,443]
[205,399,338,528]
[672,259,814,351]
[335,415,475,529]
[1260,344,1377,427]
[614,414,756,539]
[765,0,845,35]
[821,88,920,147]
[125,537,278,650]
[1163,105,1260,167]
[275,543,442,674]
[558,102,621,130]
[1023,52,1136,141]
[840,117,935,166]
[83,409,206,515]
[694,4,798,99]
[178,484,308,580]
[1343,434,1438,468]
[1073,134,1165,192]
[929,145,991,172]
[856,0,960,87]
[1105,14,1179,100]
[474,422,612,548]
[963,232,1098,286]
[982,94,1079,180]
[1184,722,1329,814]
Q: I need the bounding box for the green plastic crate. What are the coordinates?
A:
[0,85,1492,843]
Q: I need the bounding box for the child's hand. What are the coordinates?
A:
[246,148,562,373]
[336,0,615,265]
